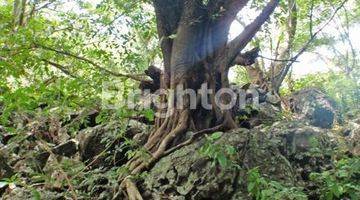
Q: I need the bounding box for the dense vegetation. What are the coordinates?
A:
[0,0,359,199]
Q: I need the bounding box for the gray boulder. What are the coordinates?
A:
[0,155,13,180]
[343,118,360,156]
[290,88,336,128]
[76,120,150,168]
[1,187,65,200]
[141,121,334,200]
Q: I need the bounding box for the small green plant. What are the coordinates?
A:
[310,157,360,200]
[0,174,41,200]
[202,0,210,5]
[0,175,19,190]
[142,108,155,122]
[199,132,238,169]
[247,167,307,200]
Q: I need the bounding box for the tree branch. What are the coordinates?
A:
[259,54,299,62]
[208,0,250,23]
[273,0,348,91]
[34,1,55,12]
[231,47,260,66]
[18,0,27,27]
[42,59,77,78]
[270,0,297,91]
[34,43,149,82]
[216,0,279,68]
[210,0,250,57]
[309,0,314,36]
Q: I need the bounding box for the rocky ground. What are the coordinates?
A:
[0,88,359,199]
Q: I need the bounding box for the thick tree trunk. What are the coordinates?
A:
[115,1,279,199]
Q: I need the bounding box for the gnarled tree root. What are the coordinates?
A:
[113,118,224,200]
[120,176,143,200]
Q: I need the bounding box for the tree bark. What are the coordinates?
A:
[116,0,279,199]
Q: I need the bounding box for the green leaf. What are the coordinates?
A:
[31,188,41,200]
[209,132,223,140]
[0,181,8,188]
[331,183,342,198]
[143,109,155,122]
[217,153,228,168]
[248,182,256,192]
[325,191,333,200]
[225,145,237,155]
[337,170,348,178]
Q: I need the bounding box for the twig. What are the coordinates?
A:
[309,0,314,36]
[275,0,348,86]
[42,59,77,78]
[163,124,223,156]
[34,43,150,82]
[218,0,280,67]
[258,54,299,62]
[34,1,55,12]
[36,140,78,200]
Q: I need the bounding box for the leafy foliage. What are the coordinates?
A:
[310,157,360,200]
[0,0,158,131]
[247,167,307,200]
[290,72,360,114]
[199,132,238,169]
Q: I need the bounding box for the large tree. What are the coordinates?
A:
[118,0,280,199]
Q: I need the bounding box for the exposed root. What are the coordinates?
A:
[121,176,143,200]
[115,121,224,199]
[223,110,238,129]
[114,108,191,199]
[116,67,238,199]
[145,117,169,149]
[163,124,223,156]
[152,109,189,159]
[128,157,143,172]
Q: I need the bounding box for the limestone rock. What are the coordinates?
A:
[290,88,336,128]
[77,124,118,168]
[140,121,336,200]
[52,139,78,157]
[0,155,13,180]
[128,119,151,145]
[76,121,150,168]
[344,118,360,156]
[143,128,294,199]
[1,187,64,200]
